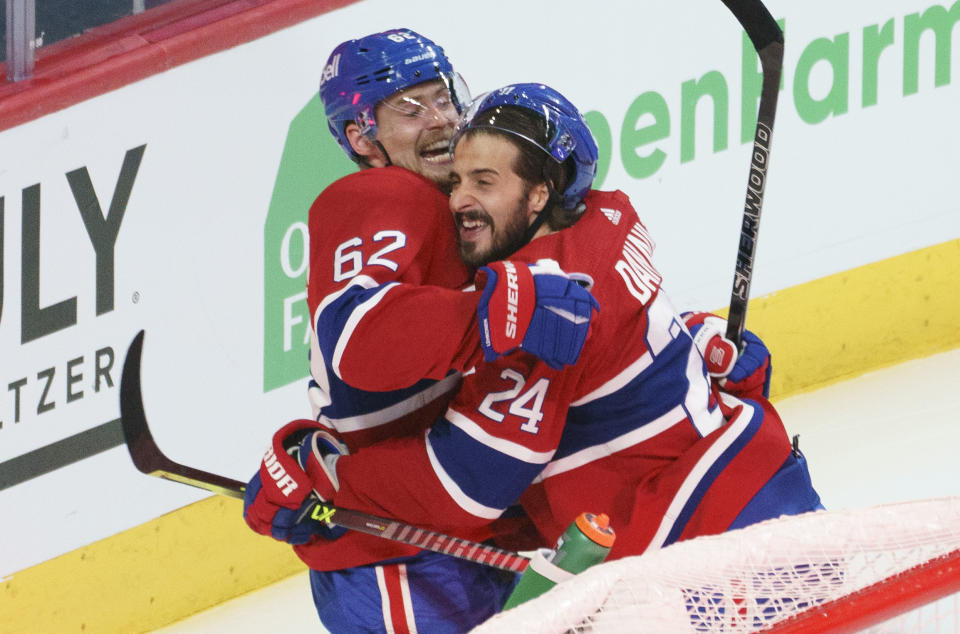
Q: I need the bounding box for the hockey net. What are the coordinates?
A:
[474,497,960,633]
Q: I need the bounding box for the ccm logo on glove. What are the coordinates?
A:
[682,311,773,400]
[691,323,737,377]
[262,446,299,496]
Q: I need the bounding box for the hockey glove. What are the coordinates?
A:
[682,311,772,399]
[476,258,599,370]
[243,419,321,545]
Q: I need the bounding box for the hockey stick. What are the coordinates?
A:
[721,0,784,349]
[119,330,530,573]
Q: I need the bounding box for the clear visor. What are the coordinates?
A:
[450,93,573,162]
[378,72,471,121]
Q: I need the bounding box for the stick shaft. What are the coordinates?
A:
[119,330,529,573]
[721,0,784,348]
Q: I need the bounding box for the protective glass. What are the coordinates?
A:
[450,92,574,162]
[378,72,471,121]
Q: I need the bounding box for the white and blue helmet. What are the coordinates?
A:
[319,28,468,162]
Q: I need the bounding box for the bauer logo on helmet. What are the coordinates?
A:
[404,51,436,65]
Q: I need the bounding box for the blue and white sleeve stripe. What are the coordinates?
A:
[313,275,399,380]
[425,411,555,519]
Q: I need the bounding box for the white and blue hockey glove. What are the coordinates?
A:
[476,259,599,370]
[683,311,772,399]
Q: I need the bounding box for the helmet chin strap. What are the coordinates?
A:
[522,168,562,244]
[523,206,550,244]
[373,139,393,167]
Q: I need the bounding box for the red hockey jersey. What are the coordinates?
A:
[298,166,516,570]
[320,189,794,564]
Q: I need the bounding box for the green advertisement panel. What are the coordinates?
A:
[263,97,354,391]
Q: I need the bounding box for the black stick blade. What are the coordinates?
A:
[120,330,246,499]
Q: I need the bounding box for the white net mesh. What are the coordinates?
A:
[474,497,960,633]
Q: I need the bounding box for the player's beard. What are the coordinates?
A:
[457,194,532,268]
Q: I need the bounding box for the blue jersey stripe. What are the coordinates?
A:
[312,280,457,424]
[558,334,700,460]
[314,278,391,371]
[427,418,546,512]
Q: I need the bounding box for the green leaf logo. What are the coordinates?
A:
[263,98,354,391]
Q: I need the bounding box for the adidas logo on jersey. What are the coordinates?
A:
[319,54,341,87]
[601,207,622,225]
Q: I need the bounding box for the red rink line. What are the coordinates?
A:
[0,0,361,132]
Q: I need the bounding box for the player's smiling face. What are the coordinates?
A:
[449,132,546,267]
[373,80,459,187]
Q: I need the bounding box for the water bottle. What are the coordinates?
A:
[502,512,615,610]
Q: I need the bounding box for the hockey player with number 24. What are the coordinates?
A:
[283,80,821,585]
[315,82,823,560]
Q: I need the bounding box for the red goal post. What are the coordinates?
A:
[475,497,960,633]
[767,548,960,633]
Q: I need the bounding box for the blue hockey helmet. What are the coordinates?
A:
[451,83,599,210]
[319,28,468,162]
